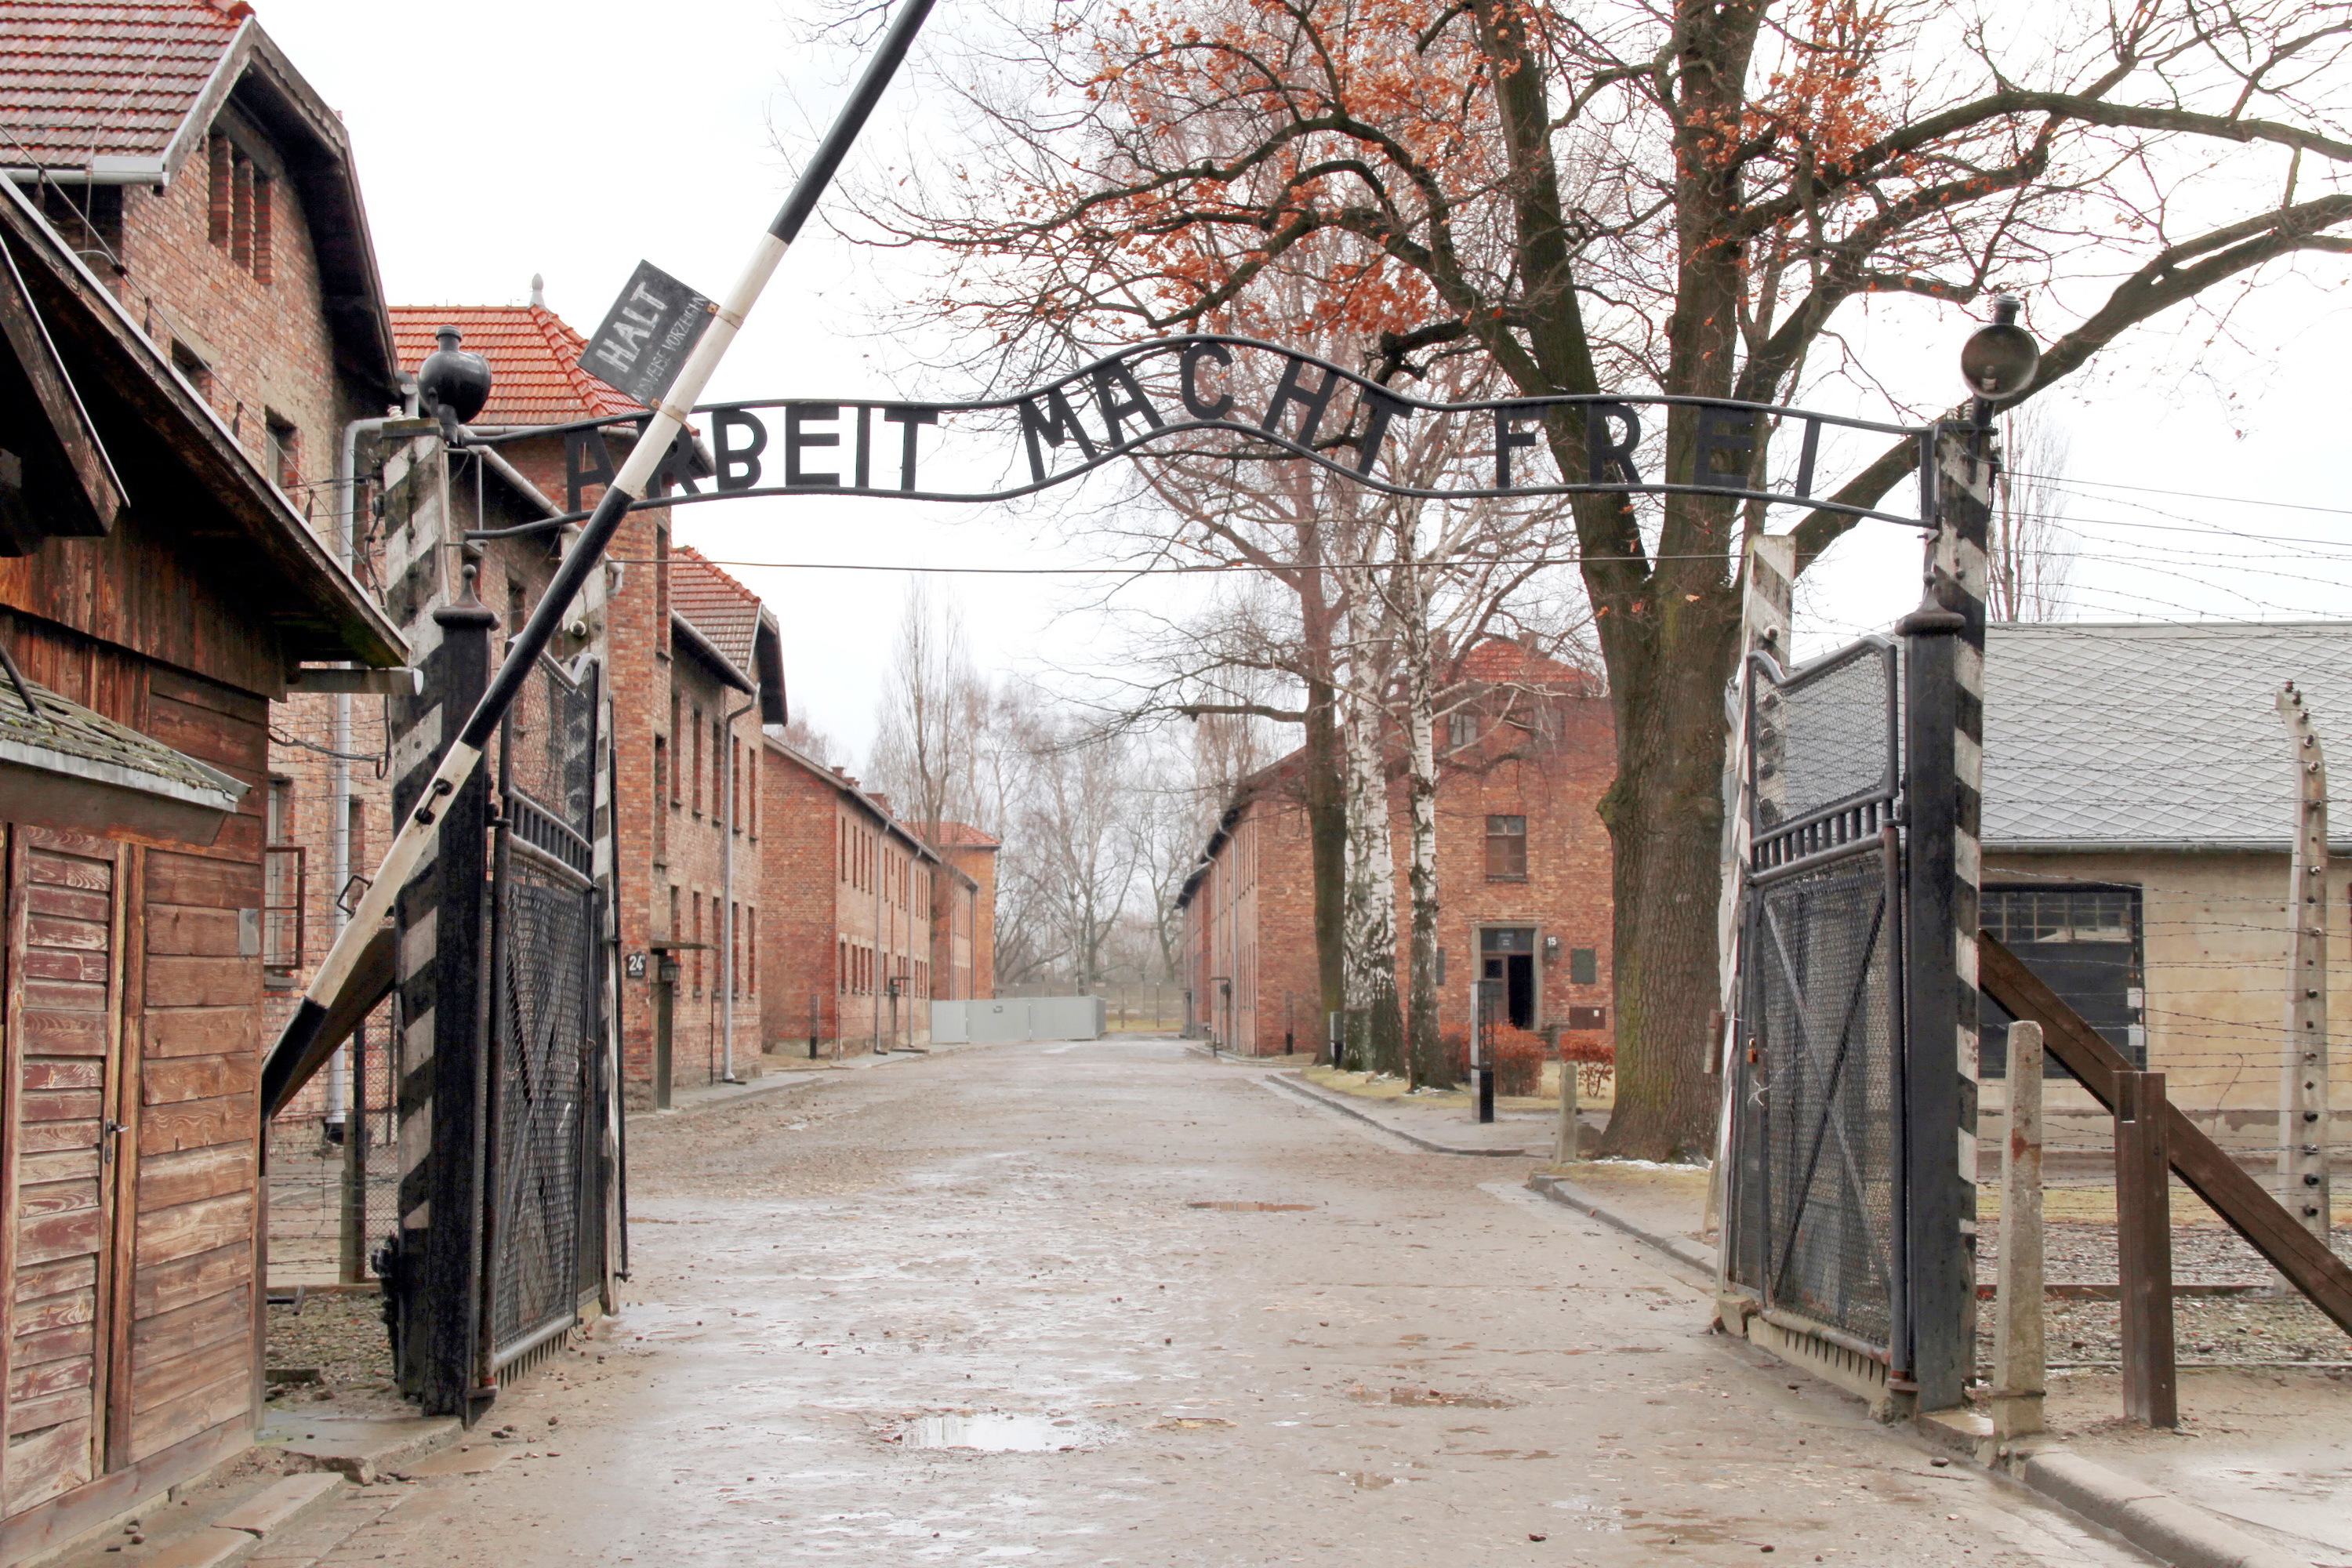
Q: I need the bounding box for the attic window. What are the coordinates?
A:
[208,134,273,284]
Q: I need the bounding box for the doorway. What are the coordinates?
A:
[1479,927,1537,1029]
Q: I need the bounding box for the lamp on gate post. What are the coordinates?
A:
[1960,295,2039,433]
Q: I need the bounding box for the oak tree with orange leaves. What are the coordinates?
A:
[875,0,2352,1157]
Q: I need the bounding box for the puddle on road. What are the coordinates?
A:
[899,1413,1116,1452]
[1348,1384,1513,1408]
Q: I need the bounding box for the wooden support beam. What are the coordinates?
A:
[2114,1070,2177,1428]
[1979,932,2352,1342]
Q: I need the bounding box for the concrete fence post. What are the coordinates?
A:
[1992,1021,2045,1440]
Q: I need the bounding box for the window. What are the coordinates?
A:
[691,893,703,996]
[1447,709,1478,750]
[1435,948,1446,986]
[691,707,704,816]
[171,340,212,401]
[1484,814,1528,879]
[262,778,301,989]
[747,907,758,994]
[1570,946,1599,986]
[1980,884,2145,1077]
[207,134,271,282]
[668,694,682,804]
[652,738,669,858]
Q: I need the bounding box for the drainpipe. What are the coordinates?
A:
[874,815,885,1057]
[719,695,755,1083]
[322,414,401,1134]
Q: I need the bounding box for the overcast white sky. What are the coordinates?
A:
[252,0,2352,757]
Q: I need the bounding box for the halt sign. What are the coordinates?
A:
[579,260,716,408]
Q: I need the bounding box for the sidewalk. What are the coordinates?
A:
[1258,1065,1587,1156]
[629,1040,974,1122]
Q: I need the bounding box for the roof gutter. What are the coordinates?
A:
[4,157,169,187]
[1983,840,2336,855]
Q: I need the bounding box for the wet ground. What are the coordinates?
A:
[335,1037,2159,1566]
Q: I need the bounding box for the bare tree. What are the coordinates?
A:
[868,0,2352,1156]
[1989,408,2075,622]
[869,582,984,840]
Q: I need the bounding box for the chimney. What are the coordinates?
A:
[870,793,893,818]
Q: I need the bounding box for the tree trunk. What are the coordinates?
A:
[1593,594,1737,1160]
[1302,675,1348,1038]
[1404,631,1445,1089]
[1341,652,1403,1075]
[1391,561,1446,1088]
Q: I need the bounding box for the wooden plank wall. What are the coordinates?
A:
[0,612,272,1526]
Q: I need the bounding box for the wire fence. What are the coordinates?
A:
[266,996,399,1287]
[1962,623,2352,1375]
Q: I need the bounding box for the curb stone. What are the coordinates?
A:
[2016,1449,2315,1568]
[1259,1072,1534,1156]
[210,1473,343,1538]
[1519,1174,2314,1568]
[1523,1171,1719,1274]
[260,1415,463,1485]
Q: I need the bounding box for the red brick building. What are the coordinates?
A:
[385,304,783,1107]
[930,822,1000,1001]
[0,0,411,1537]
[757,743,989,1053]
[1178,639,1616,1057]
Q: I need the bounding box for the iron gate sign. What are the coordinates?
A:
[489,334,1932,526]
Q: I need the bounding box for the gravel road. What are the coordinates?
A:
[331,1037,2158,1566]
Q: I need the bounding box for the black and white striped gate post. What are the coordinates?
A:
[390,572,498,1417]
[1897,425,1992,1412]
[263,0,938,1120]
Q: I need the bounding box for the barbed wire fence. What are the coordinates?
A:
[1970,641,2352,1375]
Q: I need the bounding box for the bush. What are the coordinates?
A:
[1559,1032,1616,1101]
[1491,1029,1548,1097]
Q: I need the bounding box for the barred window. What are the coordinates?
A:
[1981,883,2144,1076]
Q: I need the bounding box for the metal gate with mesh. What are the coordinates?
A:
[487,656,607,1369]
[1725,636,1906,1360]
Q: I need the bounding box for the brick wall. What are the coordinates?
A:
[938,842,998,997]
[112,105,376,536]
[1181,677,1617,1060]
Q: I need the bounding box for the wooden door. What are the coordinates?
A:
[1,828,129,1519]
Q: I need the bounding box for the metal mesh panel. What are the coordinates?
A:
[1730,851,1901,1348]
[488,854,593,1356]
[488,656,603,1363]
[504,659,596,832]
[1754,640,1896,835]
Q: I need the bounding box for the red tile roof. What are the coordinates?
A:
[389,304,641,428]
[1459,636,1594,690]
[931,821,1001,848]
[0,1,246,169]
[669,546,761,676]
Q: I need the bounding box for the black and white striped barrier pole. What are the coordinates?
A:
[263,0,938,1101]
